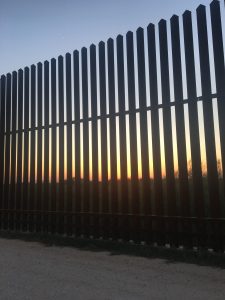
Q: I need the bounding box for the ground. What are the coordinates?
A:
[0,234,225,300]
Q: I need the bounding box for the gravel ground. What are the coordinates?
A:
[0,236,225,300]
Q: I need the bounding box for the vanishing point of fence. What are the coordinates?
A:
[0,0,225,250]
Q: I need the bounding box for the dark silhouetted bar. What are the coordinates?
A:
[16,69,23,230]
[30,65,36,232]
[183,11,204,218]
[3,74,12,229]
[99,41,108,237]
[210,0,225,201]
[147,24,164,245]
[51,58,57,233]
[90,44,99,237]
[23,67,29,231]
[44,61,50,232]
[66,53,73,235]
[116,34,128,240]
[197,5,220,217]
[37,62,43,232]
[58,56,65,233]
[0,75,6,229]
[10,72,17,230]
[171,15,190,246]
[73,50,81,236]
[107,38,118,238]
[81,47,90,236]
[126,31,139,241]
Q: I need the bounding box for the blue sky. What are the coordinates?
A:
[0,0,215,75]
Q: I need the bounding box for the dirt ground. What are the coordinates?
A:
[0,235,225,300]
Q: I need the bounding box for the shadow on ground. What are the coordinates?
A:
[0,230,225,269]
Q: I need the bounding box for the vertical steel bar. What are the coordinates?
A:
[73,50,81,236]
[210,0,225,202]
[183,11,204,219]
[197,5,220,217]
[171,15,190,217]
[10,71,17,230]
[66,53,73,235]
[4,73,12,229]
[171,15,191,247]
[81,47,90,236]
[90,44,99,237]
[0,75,6,229]
[147,24,164,245]
[159,20,177,216]
[58,55,65,233]
[37,62,43,232]
[126,31,139,241]
[99,41,108,237]
[44,61,50,232]
[23,67,29,231]
[16,69,23,230]
[136,27,151,242]
[159,19,177,245]
[210,0,225,250]
[30,64,36,232]
[51,58,57,234]
[116,35,128,239]
[107,38,118,238]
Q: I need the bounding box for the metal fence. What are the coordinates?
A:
[0,0,225,250]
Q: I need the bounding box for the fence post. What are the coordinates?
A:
[99,41,109,238]
[159,19,177,245]
[81,47,90,237]
[116,34,129,240]
[9,72,17,230]
[37,62,43,232]
[58,56,65,234]
[73,50,81,236]
[210,0,225,204]
[210,0,225,250]
[44,61,50,232]
[126,31,140,241]
[136,27,151,242]
[107,38,118,239]
[183,10,204,247]
[51,58,57,234]
[16,69,23,231]
[3,73,12,230]
[197,5,220,218]
[147,23,164,245]
[170,15,190,246]
[0,75,6,230]
[90,44,99,237]
[65,53,73,236]
[183,11,204,216]
[23,67,29,231]
[30,64,36,232]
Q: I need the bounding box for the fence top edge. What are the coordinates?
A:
[158,19,167,26]
[136,26,144,32]
[210,0,220,6]
[147,23,155,30]
[170,14,179,21]
[182,10,192,17]
[107,37,114,43]
[196,4,206,11]
[0,0,222,78]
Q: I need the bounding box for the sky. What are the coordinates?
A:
[0,0,217,75]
